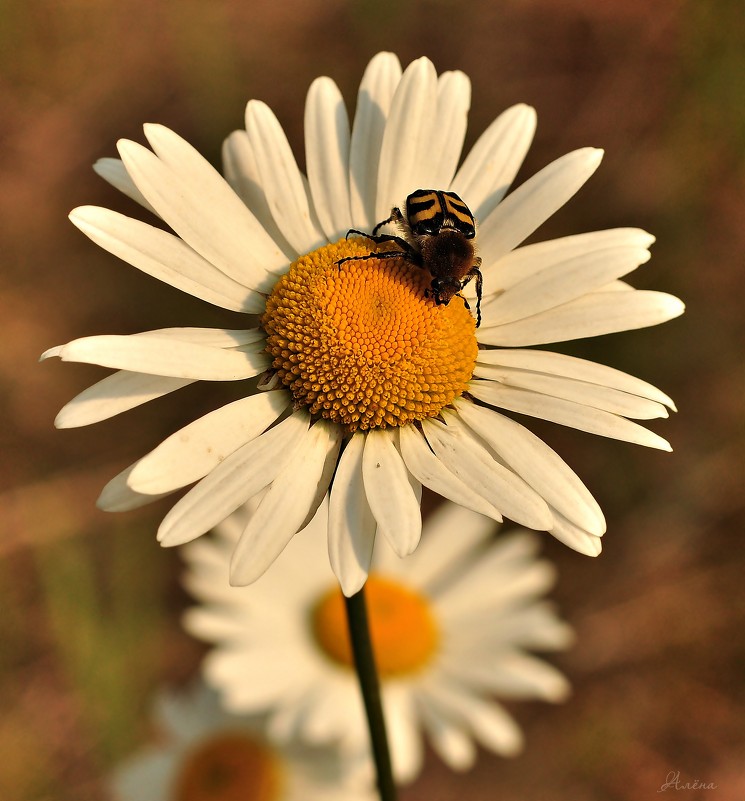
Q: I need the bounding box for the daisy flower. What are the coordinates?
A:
[42,52,683,593]
[112,682,374,801]
[182,499,574,783]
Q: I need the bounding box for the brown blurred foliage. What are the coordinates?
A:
[1,0,744,799]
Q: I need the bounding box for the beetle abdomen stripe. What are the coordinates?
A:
[442,192,475,227]
[407,191,441,225]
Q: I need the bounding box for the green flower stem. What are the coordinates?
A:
[344,587,398,801]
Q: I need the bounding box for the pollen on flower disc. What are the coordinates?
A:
[262,238,478,431]
[174,733,283,801]
[311,575,440,678]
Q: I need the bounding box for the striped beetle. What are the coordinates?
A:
[339,189,484,327]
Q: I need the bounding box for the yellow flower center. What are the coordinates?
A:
[262,238,478,431]
[311,574,440,679]
[174,732,283,801]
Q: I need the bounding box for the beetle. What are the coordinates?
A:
[338,189,483,327]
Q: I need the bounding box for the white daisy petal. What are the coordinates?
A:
[478,147,604,266]
[93,157,158,214]
[328,433,377,596]
[135,327,264,347]
[376,57,438,218]
[183,565,244,607]
[478,603,575,651]
[229,421,342,586]
[297,428,346,535]
[183,541,237,596]
[485,227,655,292]
[476,347,676,409]
[244,504,334,607]
[407,470,423,510]
[469,381,672,450]
[361,429,422,557]
[396,501,495,591]
[398,423,503,521]
[97,463,172,512]
[183,512,332,608]
[118,133,282,291]
[264,691,317,744]
[182,607,250,642]
[305,77,353,242]
[426,70,471,189]
[469,529,542,568]
[127,390,289,494]
[384,686,424,785]
[417,702,476,771]
[69,206,262,313]
[221,130,295,259]
[549,510,604,556]
[451,103,537,222]
[473,585,568,634]
[455,651,571,701]
[428,685,523,756]
[245,100,325,254]
[472,364,669,420]
[142,122,288,266]
[54,371,194,428]
[478,289,685,346]
[42,334,269,380]
[157,411,310,547]
[455,400,605,535]
[600,279,635,291]
[436,553,557,620]
[349,51,402,231]
[480,245,651,326]
[421,416,554,531]
[180,526,236,580]
[300,681,363,745]
[204,647,310,709]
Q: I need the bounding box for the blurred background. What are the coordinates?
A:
[2,0,744,798]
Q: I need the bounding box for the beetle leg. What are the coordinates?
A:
[344,229,414,254]
[372,206,405,236]
[454,264,483,327]
[368,233,416,252]
[345,228,375,240]
[336,249,419,270]
[464,266,483,328]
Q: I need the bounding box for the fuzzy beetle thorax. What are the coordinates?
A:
[418,230,477,284]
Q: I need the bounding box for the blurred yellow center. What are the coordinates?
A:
[311,575,439,678]
[262,238,478,431]
[174,732,283,801]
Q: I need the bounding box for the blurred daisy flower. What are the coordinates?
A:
[43,52,683,593]
[112,682,374,801]
[182,500,574,783]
